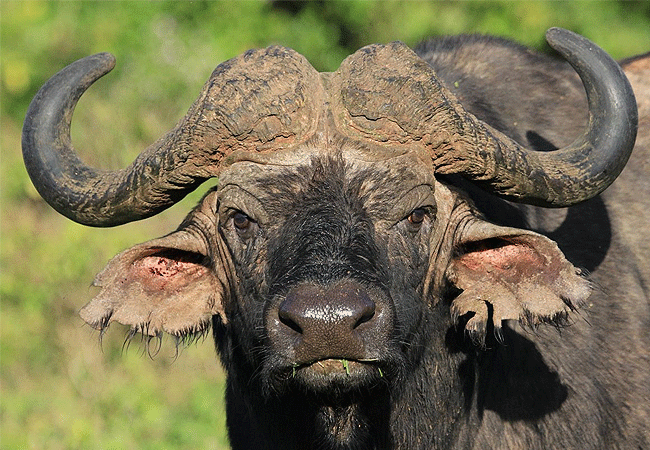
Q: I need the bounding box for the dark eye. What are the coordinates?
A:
[233,211,251,230]
[408,208,426,225]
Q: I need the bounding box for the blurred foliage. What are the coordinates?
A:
[1,1,648,449]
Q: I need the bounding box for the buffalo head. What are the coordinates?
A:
[22,28,638,448]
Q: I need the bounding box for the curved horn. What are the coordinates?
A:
[22,53,207,227]
[331,28,637,207]
[22,48,322,226]
[434,28,638,206]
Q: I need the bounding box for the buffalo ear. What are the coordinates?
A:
[446,221,590,346]
[80,229,225,340]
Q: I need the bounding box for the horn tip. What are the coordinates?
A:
[91,52,117,71]
[545,27,577,47]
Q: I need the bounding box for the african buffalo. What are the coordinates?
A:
[22,28,649,449]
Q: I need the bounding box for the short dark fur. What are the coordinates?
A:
[214,156,437,449]
[212,152,580,447]
[265,158,387,291]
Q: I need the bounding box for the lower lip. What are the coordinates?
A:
[295,358,381,377]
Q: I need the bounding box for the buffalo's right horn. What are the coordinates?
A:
[22,47,321,226]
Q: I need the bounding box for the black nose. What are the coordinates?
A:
[277,280,377,361]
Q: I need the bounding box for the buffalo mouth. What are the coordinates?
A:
[278,357,387,395]
[265,279,397,395]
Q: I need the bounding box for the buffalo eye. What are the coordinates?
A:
[226,209,259,242]
[233,211,251,230]
[408,208,427,225]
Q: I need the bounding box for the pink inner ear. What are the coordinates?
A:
[457,240,546,276]
[133,250,210,291]
[141,255,192,277]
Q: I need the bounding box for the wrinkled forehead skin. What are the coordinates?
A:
[217,141,442,223]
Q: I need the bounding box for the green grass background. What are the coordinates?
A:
[2,1,649,448]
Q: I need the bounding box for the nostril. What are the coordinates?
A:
[354,301,376,329]
[279,300,303,334]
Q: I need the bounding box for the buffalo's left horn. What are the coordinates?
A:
[334,29,636,207]
[434,28,638,207]
[22,48,321,226]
